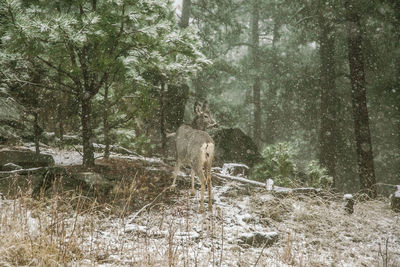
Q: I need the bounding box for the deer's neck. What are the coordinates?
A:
[191,116,206,131]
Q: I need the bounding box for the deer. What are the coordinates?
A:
[171,101,217,213]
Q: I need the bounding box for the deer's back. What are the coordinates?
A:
[176,125,214,165]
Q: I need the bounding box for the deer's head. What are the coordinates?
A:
[192,101,217,131]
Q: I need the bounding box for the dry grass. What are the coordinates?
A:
[0,195,84,266]
[252,193,400,267]
[0,159,399,266]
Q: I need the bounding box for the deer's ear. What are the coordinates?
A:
[202,101,209,112]
[194,101,202,115]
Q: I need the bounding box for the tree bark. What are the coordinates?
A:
[264,18,281,145]
[251,0,261,148]
[160,83,167,156]
[345,0,377,198]
[165,84,189,131]
[163,0,191,134]
[318,15,338,185]
[103,84,110,159]
[390,0,400,177]
[33,111,40,155]
[179,0,191,28]
[57,102,65,141]
[81,96,95,167]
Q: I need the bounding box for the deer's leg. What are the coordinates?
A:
[191,168,195,195]
[171,160,181,188]
[197,167,206,213]
[206,165,213,212]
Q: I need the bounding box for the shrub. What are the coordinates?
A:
[304,160,333,188]
[251,142,333,188]
[251,142,298,187]
[113,129,154,156]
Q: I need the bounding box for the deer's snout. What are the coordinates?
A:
[208,122,218,129]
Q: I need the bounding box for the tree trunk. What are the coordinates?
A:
[318,15,338,186]
[391,0,400,178]
[161,0,191,135]
[345,0,377,198]
[160,83,167,156]
[179,0,191,28]
[33,111,40,155]
[165,84,189,131]
[81,96,95,167]
[264,18,281,145]
[57,104,64,141]
[251,0,261,148]
[103,84,110,159]
[57,68,64,142]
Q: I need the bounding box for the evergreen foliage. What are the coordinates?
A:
[0,0,398,193]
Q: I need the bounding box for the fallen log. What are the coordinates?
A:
[213,172,266,187]
[212,172,322,195]
[0,167,46,178]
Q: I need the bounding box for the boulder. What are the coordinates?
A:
[75,172,112,190]
[238,231,278,247]
[0,149,54,170]
[221,163,250,178]
[0,125,21,145]
[32,167,112,198]
[212,128,262,167]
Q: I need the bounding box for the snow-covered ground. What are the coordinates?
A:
[0,150,399,266]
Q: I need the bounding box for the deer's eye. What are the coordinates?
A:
[204,115,208,118]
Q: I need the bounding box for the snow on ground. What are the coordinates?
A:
[1,151,399,266]
[70,181,400,266]
[24,143,165,166]
[72,182,286,266]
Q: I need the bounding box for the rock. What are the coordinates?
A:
[390,185,400,212]
[0,125,21,145]
[212,128,262,167]
[0,150,55,169]
[31,167,68,197]
[343,194,354,214]
[1,162,23,171]
[238,231,278,247]
[0,167,48,197]
[221,163,250,178]
[32,168,112,198]
[75,172,112,189]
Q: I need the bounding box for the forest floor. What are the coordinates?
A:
[0,145,399,266]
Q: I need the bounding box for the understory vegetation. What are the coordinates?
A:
[0,154,399,266]
[251,142,333,189]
